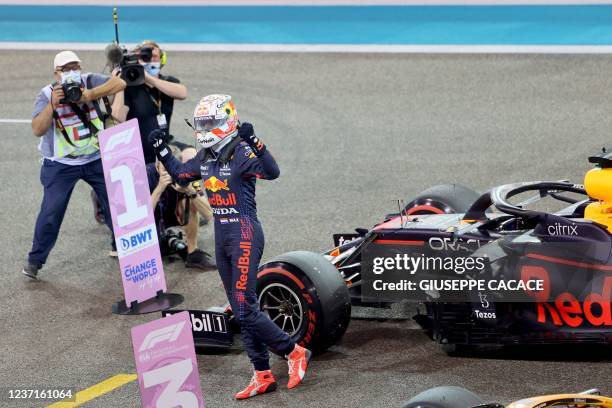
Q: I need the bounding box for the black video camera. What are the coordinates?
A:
[119,51,145,87]
[106,44,153,87]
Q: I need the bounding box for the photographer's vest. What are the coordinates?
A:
[42,78,104,160]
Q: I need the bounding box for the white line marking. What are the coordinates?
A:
[0,119,31,124]
[1,0,611,5]
[1,43,612,54]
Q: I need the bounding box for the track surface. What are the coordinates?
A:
[1,51,611,407]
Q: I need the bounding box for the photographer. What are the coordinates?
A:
[23,51,126,279]
[148,147,215,270]
[111,40,187,164]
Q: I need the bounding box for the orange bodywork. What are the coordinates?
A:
[507,394,612,408]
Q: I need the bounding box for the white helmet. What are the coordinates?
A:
[193,94,239,149]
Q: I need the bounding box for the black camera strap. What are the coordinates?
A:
[69,102,100,137]
[52,97,100,149]
[86,75,113,124]
[52,109,78,147]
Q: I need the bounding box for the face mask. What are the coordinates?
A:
[60,70,81,84]
[144,62,161,77]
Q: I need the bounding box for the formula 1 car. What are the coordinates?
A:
[402,386,612,408]
[245,151,612,354]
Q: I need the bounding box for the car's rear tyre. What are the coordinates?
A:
[401,386,485,408]
[405,184,480,215]
[257,251,351,355]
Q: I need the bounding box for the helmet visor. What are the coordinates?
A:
[194,116,224,132]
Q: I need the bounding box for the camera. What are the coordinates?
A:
[106,44,153,87]
[59,79,82,104]
[159,228,188,260]
[119,51,145,87]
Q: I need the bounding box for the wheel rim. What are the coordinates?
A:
[258,282,304,337]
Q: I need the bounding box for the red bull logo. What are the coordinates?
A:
[522,265,612,327]
[204,176,229,193]
[235,241,252,290]
[536,276,611,328]
[208,193,237,206]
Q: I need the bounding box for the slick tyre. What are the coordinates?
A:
[401,386,484,408]
[257,251,351,355]
[404,184,480,215]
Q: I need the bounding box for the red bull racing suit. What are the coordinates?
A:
[158,137,295,371]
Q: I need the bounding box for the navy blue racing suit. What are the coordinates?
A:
[159,137,294,371]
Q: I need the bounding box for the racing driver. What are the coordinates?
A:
[148,94,311,399]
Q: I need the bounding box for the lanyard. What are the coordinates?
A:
[146,86,162,115]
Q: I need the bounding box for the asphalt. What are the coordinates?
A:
[0,50,611,408]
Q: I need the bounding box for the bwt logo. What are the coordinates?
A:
[121,228,153,251]
[104,128,135,153]
[116,223,158,257]
[139,321,186,352]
